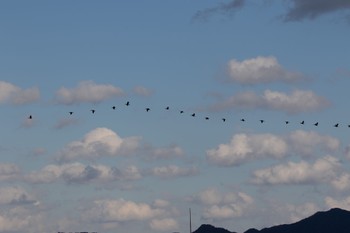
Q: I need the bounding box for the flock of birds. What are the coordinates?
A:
[26,101,349,128]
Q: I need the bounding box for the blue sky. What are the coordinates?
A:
[1,1,350,232]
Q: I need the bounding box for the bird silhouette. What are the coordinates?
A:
[314,122,319,126]
[300,120,304,125]
[125,101,130,106]
[285,121,289,124]
[69,112,73,115]
[260,120,264,123]
[222,118,226,122]
[112,106,116,110]
[91,109,95,114]
[28,115,32,119]
[146,108,150,112]
[165,106,169,110]
[241,118,245,122]
[180,110,184,114]
[334,123,339,127]
[205,117,209,120]
[191,113,196,117]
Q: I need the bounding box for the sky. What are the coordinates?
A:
[1,1,350,233]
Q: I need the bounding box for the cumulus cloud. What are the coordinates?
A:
[55,80,124,105]
[288,130,340,156]
[284,0,350,22]
[207,89,330,114]
[83,199,165,223]
[151,165,198,179]
[57,127,140,162]
[26,163,141,184]
[207,131,340,166]
[226,56,306,85]
[193,0,245,21]
[251,156,340,185]
[192,188,254,221]
[330,173,350,191]
[207,133,288,166]
[0,163,21,181]
[0,81,40,105]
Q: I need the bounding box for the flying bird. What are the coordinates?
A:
[191,113,196,117]
[300,120,304,125]
[180,110,184,114]
[69,112,73,115]
[125,101,130,106]
[240,118,245,122]
[146,108,150,112]
[205,117,209,120]
[260,120,264,123]
[112,106,116,110]
[165,106,169,110]
[222,118,226,122]
[334,123,339,127]
[91,109,95,114]
[314,122,319,126]
[28,115,32,119]
[285,121,289,124]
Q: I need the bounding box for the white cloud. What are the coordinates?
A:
[0,206,45,233]
[288,130,340,156]
[0,81,40,105]
[57,127,140,162]
[207,133,288,166]
[193,188,254,221]
[26,163,142,184]
[84,199,164,223]
[54,80,124,105]
[149,218,179,231]
[252,156,340,185]
[207,89,330,114]
[151,165,198,179]
[226,56,306,85]
[0,163,21,181]
[207,131,340,166]
[330,173,350,191]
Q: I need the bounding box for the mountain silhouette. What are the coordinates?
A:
[193,208,350,233]
[193,224,236,233]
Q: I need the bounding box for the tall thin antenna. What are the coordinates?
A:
[189,208,192,233]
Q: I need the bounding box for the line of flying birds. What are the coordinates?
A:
[26,101,349,128]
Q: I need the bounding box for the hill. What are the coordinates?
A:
[193,224,236,233]
[193,208,350,233]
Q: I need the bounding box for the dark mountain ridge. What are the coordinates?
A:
[193,208,350,233]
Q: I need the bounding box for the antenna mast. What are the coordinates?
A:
[189,208,192,233]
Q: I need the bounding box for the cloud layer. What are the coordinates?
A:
[207,130,340,166]
[226,56,305,85]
